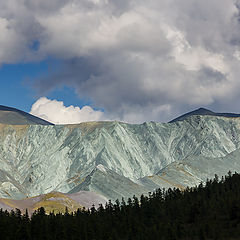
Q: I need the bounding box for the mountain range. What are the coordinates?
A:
[0,106,240,211]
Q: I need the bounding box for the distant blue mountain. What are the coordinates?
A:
[169,108,240,123]
[0,105,53,125]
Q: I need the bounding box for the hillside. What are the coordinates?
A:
[0,191,107,214]
[0,112,240,203]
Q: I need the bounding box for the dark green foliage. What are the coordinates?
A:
[1,172,240,239]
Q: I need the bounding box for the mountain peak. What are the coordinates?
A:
[170,108,240,123]
[0,105,54,125]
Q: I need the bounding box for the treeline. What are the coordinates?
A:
[1,172,240,239]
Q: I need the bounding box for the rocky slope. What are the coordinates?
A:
[0,112,240,205]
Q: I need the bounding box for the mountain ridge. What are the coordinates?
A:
[0,106,240,209]
[0,105,54,125]
[170,107,240,123]
[0,114,239,201]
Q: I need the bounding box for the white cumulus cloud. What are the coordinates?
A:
[30,97,106,124]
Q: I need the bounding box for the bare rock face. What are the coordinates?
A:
[0,111,240,204]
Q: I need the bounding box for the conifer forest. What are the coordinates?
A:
[0,172,240,240]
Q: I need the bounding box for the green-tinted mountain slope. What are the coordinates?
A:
[0,113,240,202]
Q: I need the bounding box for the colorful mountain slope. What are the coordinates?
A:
[0,191,107,214]
[0,107,240,207]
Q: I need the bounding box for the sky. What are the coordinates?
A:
[1,0,240,124]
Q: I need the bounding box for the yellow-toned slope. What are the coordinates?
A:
[32,192,83,214]
[0,191,83,214]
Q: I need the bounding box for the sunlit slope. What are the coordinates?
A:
[0,191,107,214]
[0,115,240,200]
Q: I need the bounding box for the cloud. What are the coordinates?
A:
[30,97,106,124]
[1,0,240,121]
